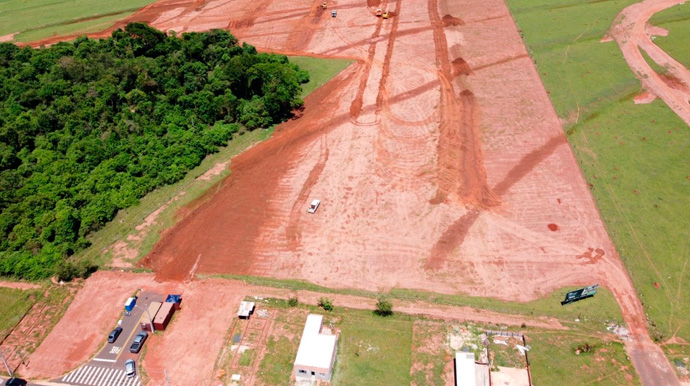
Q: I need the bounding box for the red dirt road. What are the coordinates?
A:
[609,0,690,127]
[26,0,679,383]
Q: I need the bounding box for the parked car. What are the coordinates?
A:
[108,326,123,343]
[308,199,321,213]
[125,359,136,378]
[129,332,148,353]
[4,378,27,386]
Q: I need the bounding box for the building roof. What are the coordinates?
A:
[455,351,476,386]
[294,314,337,370]
[238,301,255,317]
[153,302,174,323]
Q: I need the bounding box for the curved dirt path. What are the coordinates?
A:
[607,2,690,384]
[609,0,690,127]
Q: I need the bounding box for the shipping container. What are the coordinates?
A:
[153,301,175,330]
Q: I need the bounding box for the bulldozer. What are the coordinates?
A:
[321,2,327,9]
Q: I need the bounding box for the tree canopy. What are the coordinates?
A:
[0,23,308,279]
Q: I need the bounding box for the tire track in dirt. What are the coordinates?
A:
[285,143,329,250]
[427,0,496,209]
[141,67,357,281]
[349,1,388,118]
[374,0,402,113]
[284,0,326,52]
[426,134,567,270]
[227,0,274,32]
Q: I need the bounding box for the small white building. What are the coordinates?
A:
[238,301,255,319]
[293,314,338,381]
[455,352,476,386]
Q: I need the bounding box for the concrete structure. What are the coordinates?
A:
[455,352,477,386]
[293,314,338,381]
[238,301,255,319]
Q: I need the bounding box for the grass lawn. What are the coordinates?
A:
[0,287,37,339]
[506,0,690,343]
[649,2,690,67]
[246,297,640,385]
[288,56,354,98]
[528,331,641,385]
[332,311,413,386]
[0,0,156,43]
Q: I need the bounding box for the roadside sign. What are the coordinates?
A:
[561,284,599,306]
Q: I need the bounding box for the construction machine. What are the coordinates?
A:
[321,2,327,9]
[375,8,383,17]
[382,10,390,19]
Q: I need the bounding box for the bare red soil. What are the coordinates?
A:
[24,0,681,383]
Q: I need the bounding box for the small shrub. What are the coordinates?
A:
[374,296,393,317]
[288,296,299,307]
[318,297,333,311]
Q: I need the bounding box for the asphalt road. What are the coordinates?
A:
[51,291,164,386]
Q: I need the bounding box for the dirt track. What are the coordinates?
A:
[24,0,681,384]
[610,0,690,127]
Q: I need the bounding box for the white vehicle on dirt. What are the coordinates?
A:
[308,199,321,213]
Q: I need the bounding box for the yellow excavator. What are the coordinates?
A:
[321,2,327,9]
[382,10,390,19]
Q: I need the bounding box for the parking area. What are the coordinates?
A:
[52,291,165,386]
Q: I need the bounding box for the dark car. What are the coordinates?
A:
[108,327,123,343]
[4,378,27,386]
[129,331,148,353]
[125,359,136,378]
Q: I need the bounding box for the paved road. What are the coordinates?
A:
[50,291,164,386]
[58,365,140,386]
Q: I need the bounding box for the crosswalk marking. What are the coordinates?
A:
[61,365,141,386]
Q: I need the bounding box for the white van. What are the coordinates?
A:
[308,199,321,213]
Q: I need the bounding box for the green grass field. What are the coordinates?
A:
[528,331,640,385]
[0,0,156,43]
[505,0,690,344]
[252,297,638,386]
[288,56,354,98]
[332,312,413,385]
[649,2,690,67]
[0,287,37,339]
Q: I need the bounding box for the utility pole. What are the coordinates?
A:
[0,347,13,378]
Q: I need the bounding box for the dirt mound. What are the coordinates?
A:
[442,14,464,27]
[547,223,559,231]
[452,57,472,76]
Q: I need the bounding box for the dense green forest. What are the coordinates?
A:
[0,23,308,279]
